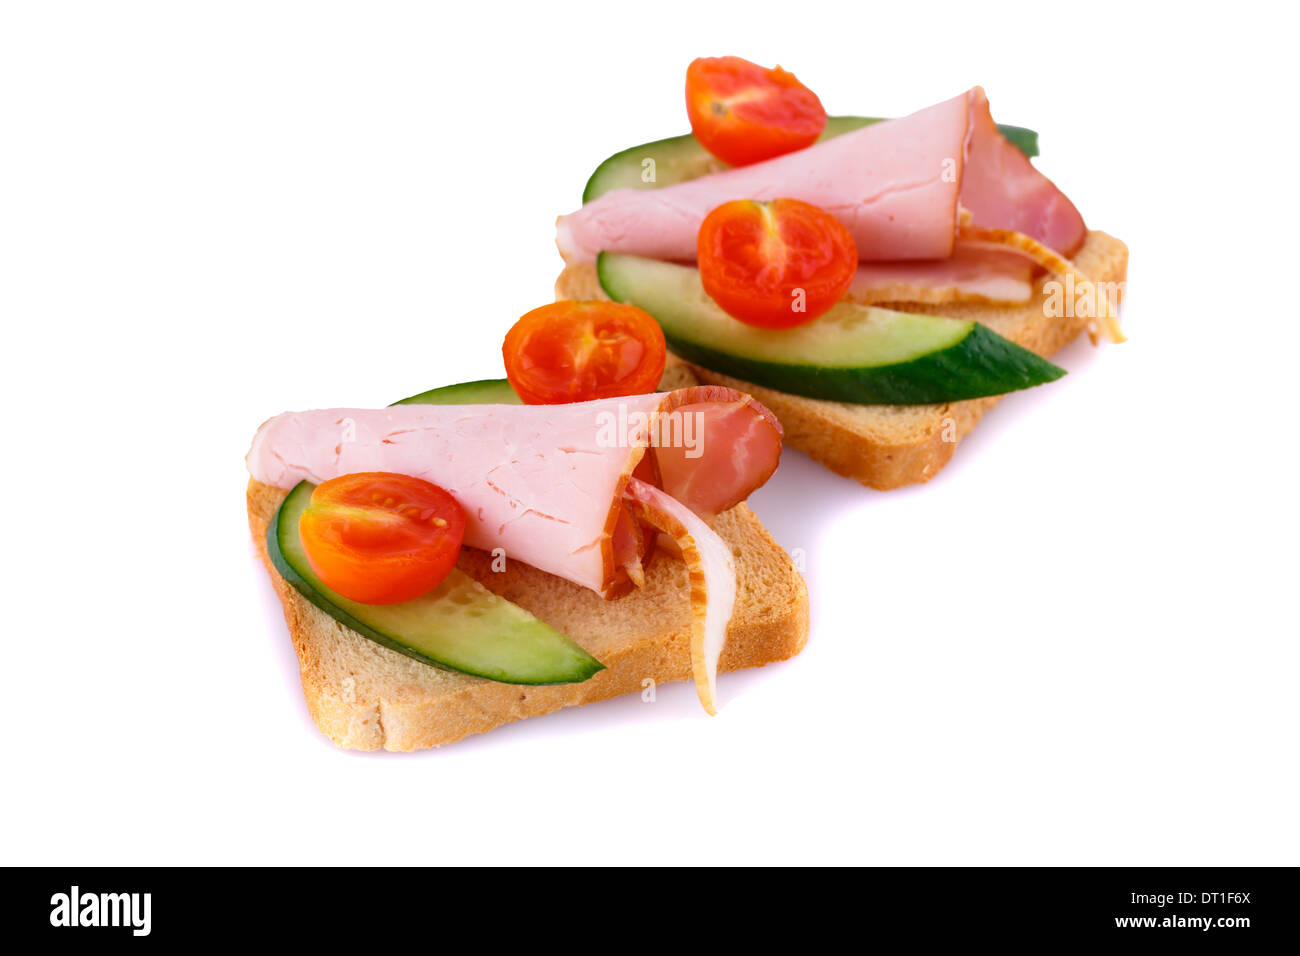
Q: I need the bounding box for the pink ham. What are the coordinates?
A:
[559,92,968,265]
[556,87,1087,265]
[247,386,782,599]
[960,89,1086,257]
[848,242,1035,305]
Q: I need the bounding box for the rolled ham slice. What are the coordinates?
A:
[556,87,1087,265]
[247,386,782,599]
[559,92,968,265]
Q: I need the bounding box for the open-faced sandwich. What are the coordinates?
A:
[248,61,1127,751]
[554,56,1129,489]
[247,302,807,750]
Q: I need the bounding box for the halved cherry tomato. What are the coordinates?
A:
[503,300,666,405]
[698,198,857,329]
[686,56,826,167]
[298,472,466,605]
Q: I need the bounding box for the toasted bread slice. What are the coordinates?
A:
[248,479,809,751]
[557,230,1128,490]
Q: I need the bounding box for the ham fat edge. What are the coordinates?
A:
[247,386,783,712]
[623,478,735,715]
[557,86,1122,340]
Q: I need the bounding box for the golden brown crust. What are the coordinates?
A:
[556,229,1129,490]
[249,478,809,751]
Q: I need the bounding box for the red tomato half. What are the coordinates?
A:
[503,300,666,405]
[697,198,857,329]
[298,472,466,605]
[686,56,827,167]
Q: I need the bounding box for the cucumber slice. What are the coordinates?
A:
[268,482,604,685]
[583,116,1039,201]
[392,378,521,406]
[597,253,1065,405]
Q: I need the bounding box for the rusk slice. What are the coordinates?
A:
[248,479,808,751]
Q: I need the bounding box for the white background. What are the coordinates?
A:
[3,1,1296,866]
